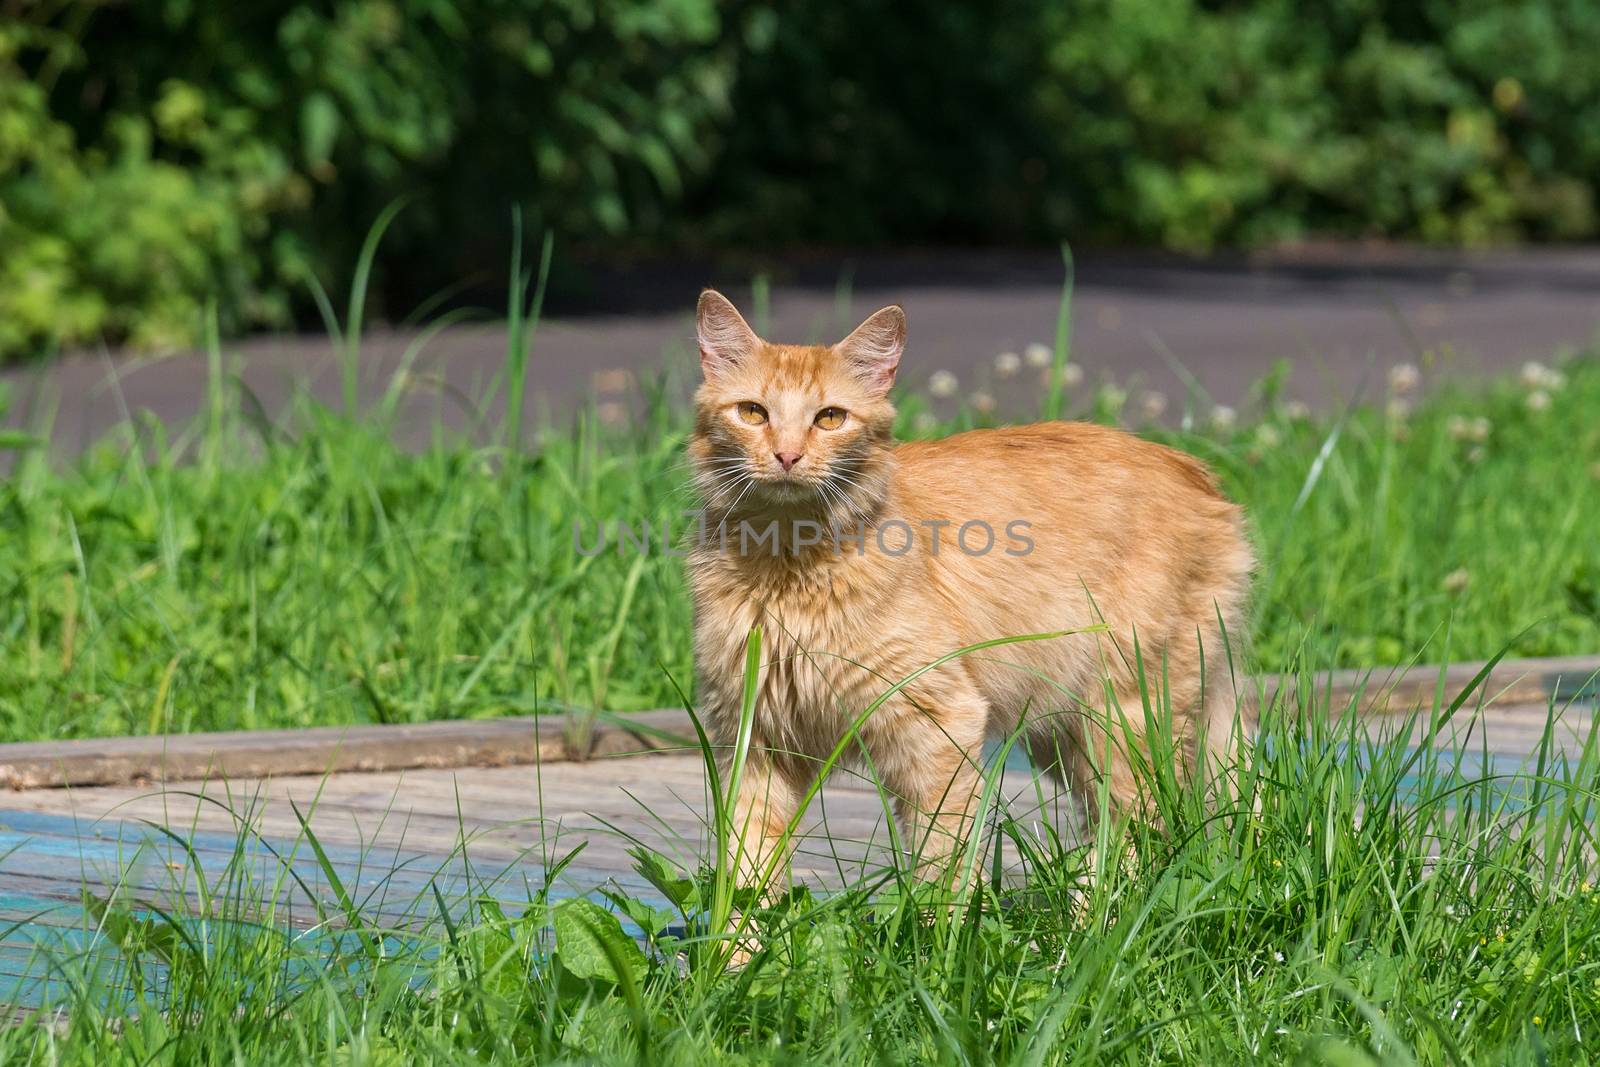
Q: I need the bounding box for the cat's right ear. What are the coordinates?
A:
[696,290,760,380]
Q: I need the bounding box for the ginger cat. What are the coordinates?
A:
[687,290,1252,886]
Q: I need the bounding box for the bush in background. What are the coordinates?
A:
[1028,0,1600,248]
[3,0,1600,361]
[1,0,731,360]
[0,18,296,357]
[707,0,1600,248]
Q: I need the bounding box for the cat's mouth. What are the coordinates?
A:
[752,472,821,498]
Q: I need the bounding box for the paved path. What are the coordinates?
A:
[8,246,1599,452]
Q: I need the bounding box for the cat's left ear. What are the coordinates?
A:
[835,305,905,393]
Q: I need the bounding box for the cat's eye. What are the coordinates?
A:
[814,407,847,430]
[736,401,768,426]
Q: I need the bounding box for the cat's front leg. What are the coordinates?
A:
[721,742,803,889]
[718,742,803,966]
[880,698,989,886]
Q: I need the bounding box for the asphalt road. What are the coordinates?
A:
[8,245,1599,452]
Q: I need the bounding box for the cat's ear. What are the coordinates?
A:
[835,305,905,393]
[696,290,761,380]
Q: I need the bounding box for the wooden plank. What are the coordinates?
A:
[8,698,1588,862]
[0,807,655,946]
[1289,653,1600,714]
[2,700,1590,914]
[5,654,1593,791]
[2,754,1068,895]
[0,709,696,791]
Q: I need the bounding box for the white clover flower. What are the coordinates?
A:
[1138,390,1169,420]
[1446,415,1470,441]
[1386,397,1412,421]
[1526,389,1551,412]
[1024,342,1053,369]
[1255,424,1282,449]
[1209,405,1237,432]
[1520,361,1567,390]
[927,370,959,398]
[1281,400,1310,421]
[1272,951,1285,963]
[1442,569,1470,594]
[1466,445,1486,464]
[594,367,633,394]
[911,411,939,434]
[1096,384,1127,413]
[1387,363,1421,395]
[1470,416,1492,442]
[1052,362,1084,388]
[969,390,997,415]
[993,351,1022,378]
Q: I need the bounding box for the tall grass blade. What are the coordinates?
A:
[343,198,408,417]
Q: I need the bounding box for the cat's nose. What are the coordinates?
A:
[774,451,803,472]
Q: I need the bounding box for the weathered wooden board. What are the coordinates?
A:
[4,696,1591,922]
[0,710,696,791]
[3,655,1595,790]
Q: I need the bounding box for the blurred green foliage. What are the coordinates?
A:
[3,0,1600,360]
[706,0,1600,248]
[1026,0,1600,249]
[0,0,731,359]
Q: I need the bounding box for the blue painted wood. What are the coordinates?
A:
[0,809,660,915]
[0,809,661,897]
[0,808,672,1014]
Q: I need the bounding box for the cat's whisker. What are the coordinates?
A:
[822,480,872,533]
[820,478,856,518]
[724,473,758,516]
[680,450,748,466]
[668,457,748,499]
[824,469,871,500]
[687,461,751,479]
[695,460,753,486]
[821,470,875,526]
[813,479,846,522]
[829,462,879,492]
[693,468,754,492]
[699,465,750,488]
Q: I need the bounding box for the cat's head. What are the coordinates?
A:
[691,289,902,518]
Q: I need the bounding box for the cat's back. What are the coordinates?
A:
[887,420,1251,668]
[893,420,1235,519]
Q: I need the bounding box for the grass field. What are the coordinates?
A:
[3,656,1597,1064]
[1,288,1596,742]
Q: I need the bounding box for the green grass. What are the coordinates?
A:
[2,245,1598,1062]
[1,305,1596,741]
[3,648,1598,1064]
